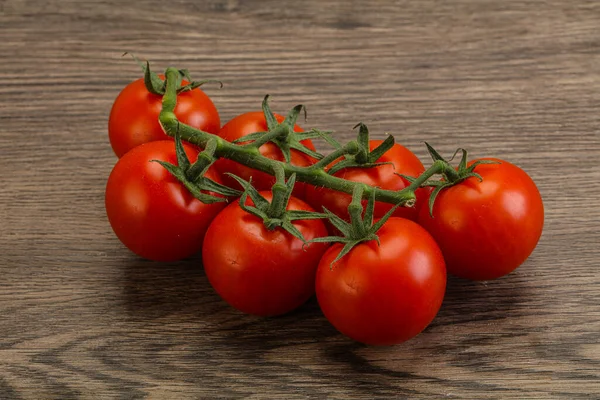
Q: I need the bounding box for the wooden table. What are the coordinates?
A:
[1,1,599,398]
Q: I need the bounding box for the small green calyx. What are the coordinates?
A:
[423,142,499,216]
[327,123,395,175]
[227,164,326,242]
[125,53,222,96]
[233,95,332,162]
[153,131,241,204]
[309,185,404,267]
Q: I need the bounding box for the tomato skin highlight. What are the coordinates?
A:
[316,218,447,346]
[418,158,544,281]
[202,193,329,317]
[108,76,220,158]
[105,141,226,262]
[214,111,316,198]
[305,140,427,223]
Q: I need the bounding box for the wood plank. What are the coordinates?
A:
[1,0,599,397]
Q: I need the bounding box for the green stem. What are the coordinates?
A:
[161,68,181,114]
[348,185,367,238]
[245,125,287,148]
[158,68,444,207]
[186,138,217,180]
[309,141,359,170]
[405,160,448,192]
[267,165,289,218]
[443,165,461,182]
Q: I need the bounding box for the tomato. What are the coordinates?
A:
[214,111,316,197]
[305,140,427,224]
[108,76,220,158]
[316,218,446,346]
[418,158,544,280]
[202,192,329,316]
[105,140,226,262]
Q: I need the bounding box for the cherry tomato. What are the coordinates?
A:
[108,76,220,158]
[305,140,427,224]
[105,140,226,261]
[214,111,316,197]
[202,192,329,317]
[418,158,544,280]
[316,218,446,346]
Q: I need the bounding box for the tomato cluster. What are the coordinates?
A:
[105,64,544,346]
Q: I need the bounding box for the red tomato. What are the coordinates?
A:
[305,140,427,224]
[316,218,446,346]
[108,76,220,158]
[214,111,316,197]
[418,158,544,280]
[202,192,329,316]
[105,140,226,262]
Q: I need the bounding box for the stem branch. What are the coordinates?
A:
[158,68,445,207]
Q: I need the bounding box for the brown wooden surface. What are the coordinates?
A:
[1,0,600,398]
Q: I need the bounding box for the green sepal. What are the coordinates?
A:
[125,53,221,96]
[285,104,305,128]
[173,130,191,172]
[397,173,442,188]
[237,191,270,220]
[306,128,342,150]
[178,68,193,82]
[281,220,306,242]
[307,236,347,244]
[308,187,405,267]
[123,53,166,95]
[326,159,356,175]
[331,241,362,266]
[226,170,328,243]
[153,132,240,203]
[370,196,403,234]
[289,142,324,161]
[467,159,501,173]
[144,61,168,95]
[285,172,296,194]
[152,160,225,204]
[355,122,370,162]
[421,144,502,217]
[231,96,326,162]
[197,177,242,198]
[427,184,449,217]
[457,149,469,175]
[425,142,448,163]
[277,141,292,163]
[262,94,279,131]
[325,123,396,175]
[178,79,223,93]
[226,174,271,210]
[368,134,395,163]
[273,104,324,161]
[321,207,353,236]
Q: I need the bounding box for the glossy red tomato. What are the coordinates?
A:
[305,140,427,223]
[418,158,544,280]
[108,76,220,158]
[105,140,226,262]
[214,111,316,197]
[316,218,446,346]
[202,192,329,316]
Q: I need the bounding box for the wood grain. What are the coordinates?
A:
[1,0,599,398]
